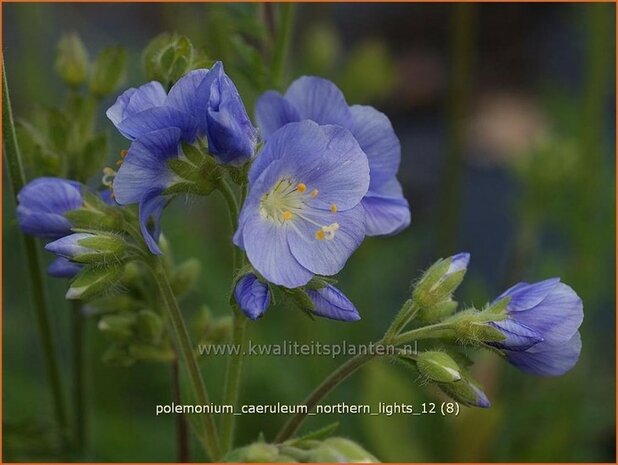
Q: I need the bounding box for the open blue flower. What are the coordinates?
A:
[255,76,410,236]
[490,278,583,376]
[233,121,370,288]
[107,62,256,165]
[234,274,271,320]
[17,177,83,239]
[113,127,183,255]
[307,284,360,321]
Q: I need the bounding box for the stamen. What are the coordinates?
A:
[310,189,319,198]
[330,203,338,213]
[102,167,117,187]
[315,223,340,241]
[315,230,326,240]
[282,211,293,221]
[297,183,307,193]
[120,149,128,159]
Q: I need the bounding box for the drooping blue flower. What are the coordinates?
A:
[233,121,370,288]
[107,62,256,165]
[17,177,83,239]
[48,257,83,278]
[255,76,410,236]
[307,284,360,321]
[113,127,183,255]
[489,278,583,376]
[234,274,271,320]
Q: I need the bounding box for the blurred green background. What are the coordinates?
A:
[3,3,616,462]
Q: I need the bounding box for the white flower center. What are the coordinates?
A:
[259,178,339,241]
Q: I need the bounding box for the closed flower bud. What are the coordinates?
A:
[417,351,462,383]
[135,310,164,343]
[45,232,126,264]
[306,438,378,463]
[306,285,361,322]
[171,258,201,296]
[48,257,82,279]
[413,253,469,313]
[90,46,127,97]
[98,313,136,342]
[224,442,281,462]
[55,33,89,87]
[438,377,491,408]
[234,274,270,320]
[65,263,124,300]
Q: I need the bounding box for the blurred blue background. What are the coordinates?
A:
[3,3,616,462]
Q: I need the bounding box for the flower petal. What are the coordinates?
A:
[505,332,582,376]
[307,285,360,321]
[361,193,411,236]
[284,76,351,127]
[490,319,544,351]
[348,105,401,189]
[48,257,82,278]
[166,68,212,131]
[45,233,94,259]
[116,106,198,141]
[107,82,167,129]
[254,90,301,139]
[497,278,561,312]
[114,128,182,205]
[138,190,167,255]
[242,212,313,288]
[234,274,271,320]
[287,204,365,276]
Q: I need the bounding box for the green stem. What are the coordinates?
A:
[271,3,295,90]
[2,60,70,448]
[70,300,85,454]
[151,260,221,460]
[275,353,376,442]
[437,3,476,252]
[218,178,247,453]
[391,322,455,346]
[171,358,190,462]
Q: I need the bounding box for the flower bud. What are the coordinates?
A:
[306,285,360,322]
[224,442,281,462]
[306,438,378,463]
[413,253,469,311]
[65,263,124,300]
[438,377,491,408]
[135,310,164,344]
[48,257,82,279]
[90,46,127,97]
[55,33,89,87]
[45,232,126,264]
[234,274,270,320]
[416,351,462,383]
[98,313,136,342]
[171,258,201,296]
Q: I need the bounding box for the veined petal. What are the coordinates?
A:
[361,193,411,236]
[489,319,544,351]
[138,190,167,255]
[107,82,167,128]
[17,210,74,239]
[17,177,82,214]
[116,106,198,141]
[287,204,365,277]
[349,104,401,189]
[496,278,561,312]
[242,213,313,288]
[284,76,351,127]
[114,128,182,205]
[505,332,582,376]
[167,68,211,130]
[45,233,95,259]
[48,257,82,278]
[307,285,360,321]
[234,274,271,320]
[255,90,301,139]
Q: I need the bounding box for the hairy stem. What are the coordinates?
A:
[152,261,221,460]
[171,358,190,462]
[275,353,377,442]
[70,300,85,454]
[2,61,70,448]
[218,178,247,454]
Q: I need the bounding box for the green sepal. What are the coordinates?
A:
[66,263,124,300]
[55,32,89,87]
[97,313,136,342]
[416,351,462,383]
[135,310,164,344]
[168,159,202,182]
[181,142,205,165]
[171,258,201,297]
[305,275,337,291]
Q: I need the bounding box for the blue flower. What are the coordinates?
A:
[17,177,83,239]
[107,62,256,165]
[233,121,370,288]
[48,257,83,278]
[489,278,583,376]
[307,284,360,321]
[234,274,271,320]
[113,128,183,255]
[255,76,410,236]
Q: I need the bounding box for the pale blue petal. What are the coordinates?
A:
[116,106,198,141]
[361,193,411,236]
[506,332,582,376]
[234,274,270,320]
[45,233,94,259]
[48,257,82,278]
[107,82,167,129]
[284,76,351,126]
[497,278,560,311]
[138,190,167,255]
[490,319,544,351]
[254,90,301,138]
[307,285,360,321]
[287,204,365,276]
